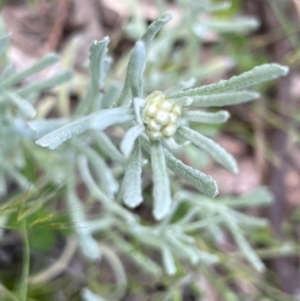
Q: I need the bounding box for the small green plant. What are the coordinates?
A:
[36,13,287,220]
[0,5,293,301]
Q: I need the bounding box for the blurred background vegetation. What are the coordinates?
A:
[0,0,299,300]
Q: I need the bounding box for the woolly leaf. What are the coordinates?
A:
[130,41,146,98]
[16,70,72,96]
[5,91,37,118]
[4,53,60,86]
[123,139,143,208]
[163,148,218,197]
[74,140,119,198]
[120,125,145,157]
[222,187,273,208]
[182,110,230,123]
[90,107,134,130]
[165,78,196,97]
[151,141,172,220]
[200,17,260,34]
[67,183,101,261]
[186,91,259,107]
[140,12,172,47]
[36,116,91,149]
[171,64,289,98]
[178,126,238,173]
[116,13,172,106]
[225,216,265,272]
[89,37,109,94]
[91,131,126,164]
[0,34,10,56]
[27,119,68,137]
[161,244,176,275]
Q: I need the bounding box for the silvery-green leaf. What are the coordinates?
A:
[91,131,125,164]
[73,140,119,198]
[5,163,33,190]
[187,91,259,107]
[78,156,136,223]
[101,83,121,109]
[116,13,172,106]
[123,139,143,208]
[225,215,265,272]
[173,97,193,106]
[112,235,161,276]
[0,34,10,56]
[201,17,260,34]
[120,125,145,157]
[161,244,176,275]
[222,187,273,207]
[27,119,68,137]
[163,137,190,152]
[90,107,134,130]
[165,78,196,97]
[5,91,37,118]
[171,64,289,98]
[163,148,218,197]
[0,65,13,85]
[16,70,72,96]
[178,126,238,173]
[182,110,230,123]
[4,53,60,86]
[67,181,102,260]
[89,37,109,95]
[231,212,268,228]
[140,12,172,47]
[130,41,146,98]
[151,141,172,220]
[36,115,91,149]
[133,97,146,125]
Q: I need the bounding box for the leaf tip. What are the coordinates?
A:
[161,12,173,22]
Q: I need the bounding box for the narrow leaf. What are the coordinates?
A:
[164,148,219,197]
[0,34,10,56]
[161,244,176,275]
[171,64,289,98]
[130,41,146,98]
[123,139,143,208]
[74,140,119,198]
[165,78,196,97]
[222,187,273,208]
[5,91,37,118]
[89,37,109,94]
[116,13,172,106]
[225,216,265,272]
[16,70,72,96]
[91,131,125,164]
[140,12,172,47]
[90,107,134,130]
[67,182,101,260]
[36,115,91,149]
[120,125,145,157]
[151,141,172,220]
[27,119,68,136]
[4,53,60,86]
[182,110,230,123]
[178,126,238,173]
[202,17,259,34]
[186,91,259,107]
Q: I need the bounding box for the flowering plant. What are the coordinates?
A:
[35,13,288,221]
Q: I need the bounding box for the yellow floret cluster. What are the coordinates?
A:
[142,91,182,140]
